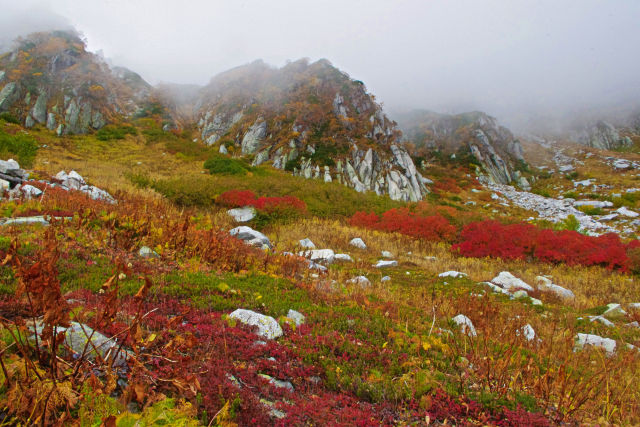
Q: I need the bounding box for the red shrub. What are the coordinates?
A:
[254,195,307,215]
[349,208,456,242]
[217,189,257,207]
[433,178,462,194]
[454,220,638,271]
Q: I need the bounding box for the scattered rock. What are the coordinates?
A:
[19,184,43,198]
[603,303,626,317]
[381,250,393,258]
[229,309,283,339]
[589,316,614,327]
[616,207,639,218]
[438,271,467,279]
[575,333,616,354]
[230,226,272,249]
[227,206,256,222]
[452,314,476,337]
[373,260,398,268]
[138,246,158,258]
[30,320,130,367]
[333,253,353,262]
[286,309,305,326]
[298,238,316,248]
[519,324,536,341]
[491,271,534,292]
[299,249,335,264]
[535,276,575,300]
[259,374,294,392]
[349,238,367,249]
[479,281,510,295]
[347,276,371,288]
[381,276,391,282]
[512,290,529,299]
[0,216,50,226]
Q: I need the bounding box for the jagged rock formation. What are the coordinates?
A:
[194,59,429,201]
[396,110,530,189]
[576,120,633,150]
[0,30,151,135]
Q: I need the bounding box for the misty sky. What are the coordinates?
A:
[2,0,640,129]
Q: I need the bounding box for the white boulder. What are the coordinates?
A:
[452,314,476,337]
[230,309,283,339]
[227,206,256,222]
[347,276,371,287]
[333,253,353,262]
[438,271,467,279]
[349,238,367,249]
[230,226,272,249]
[374,260,397,268]
[535,276,575,300]
[575,333,616,354]
[299,249,335,264]
[491,271,534,292]
[298,238,316,248]
[616,207,639,218]
[286,309,305,326]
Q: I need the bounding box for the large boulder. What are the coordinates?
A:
[491,272,534,292]
[299,249,335,264]
[229,309,283,339]
[227,206,256,222]
[575,333,616,354]
[230,226,272,249]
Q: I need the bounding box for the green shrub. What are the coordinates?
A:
[152,176,219,207]
[203,155,250,175]
[0,128,38,167]
[577,205,603,216]
[96,124,137,141]
[0,112,20,124]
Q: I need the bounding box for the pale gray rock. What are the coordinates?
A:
[299,249,335,264]
[491,271,534,292]
[20,184,42,198]
[298,238,316,248]
[374,260,397,268]
[241,119,267,154]
[32,93,48,123]
[46,112,57,130]
[286,309,305,326]
[228,206,256,222]
[535,276,575,300]
[381,250,393,258]
[438,271,467,279]
[603,303,626,317]
[0,216,49,226]
[333,253,353,262]
[452,314,476,337]
[230,226,272,249]
[0,82,17,111]
[616,207,639,218]
[519,324,536,341]
[230,309,283,339]
[219,144,228,154]
[138,246,158,258]
[575,333,616,354]
[347,276,371,288]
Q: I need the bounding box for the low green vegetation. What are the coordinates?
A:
[0,126,38,167]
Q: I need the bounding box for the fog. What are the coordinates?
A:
[2,0,640,132]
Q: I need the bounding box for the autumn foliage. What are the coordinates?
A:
[350,208,457,242]
[453,220,640,271]
[217,189,307,217]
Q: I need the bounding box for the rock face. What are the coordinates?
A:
[0,30,151,135]
[194,59,429,201]
[396,110,528,188]
[576,121,633,150]
[229,309,283,339]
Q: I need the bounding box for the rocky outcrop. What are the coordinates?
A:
[577,121,632,150]
[396,110,529,189]
[194,58,428,201]
[0,31,151,135]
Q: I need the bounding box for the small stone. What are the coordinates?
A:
[286,309,305,326]
[381,276,391,282]
[298,238,316,248]
[374,260,398,268]
[575,333,616,354]
[519,324,536,341]
[347,276,371,288]
[333,253,353,262]
[603,303,626,317]
[452,314,476,337]
[381,250,393,258]
[438,271,467,279]
[349,237,367,249]
[491,271,534,292]
[299,249,335,264]
[138,246,158,258]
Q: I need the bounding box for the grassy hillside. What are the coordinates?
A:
[1,118,640,425]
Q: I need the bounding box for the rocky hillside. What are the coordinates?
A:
[0,30,151,135]
[574,120,634,150]
[194,59,430,201]
[396,110,531,189]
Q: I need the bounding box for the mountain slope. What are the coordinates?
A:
[194,59,430,201]
[396,110,531,189]
[0,30,151,135]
